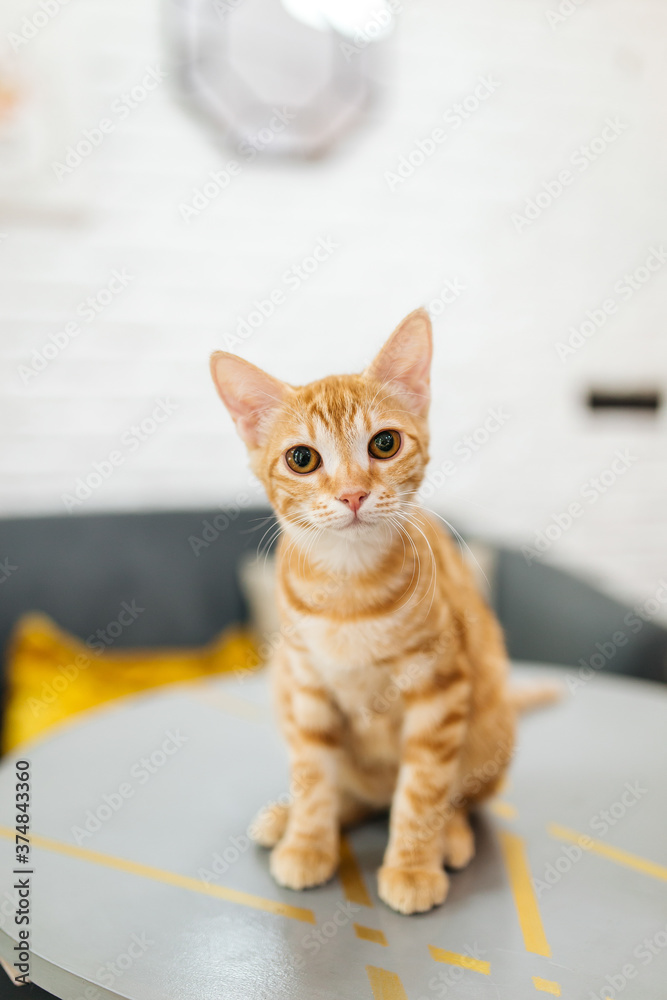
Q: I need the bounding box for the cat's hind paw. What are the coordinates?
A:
[444,812,475,870]
[249,802,289,848]
[378,866,449,914]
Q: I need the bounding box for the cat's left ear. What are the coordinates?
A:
[365,308,432,416]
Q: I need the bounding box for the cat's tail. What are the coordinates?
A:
[510,680,563,714]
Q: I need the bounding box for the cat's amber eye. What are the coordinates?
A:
[369,430,401,459]
[285,445,321,474]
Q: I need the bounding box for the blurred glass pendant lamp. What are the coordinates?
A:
[168,0,395,156]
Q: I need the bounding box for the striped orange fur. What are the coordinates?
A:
[210,309,520,914]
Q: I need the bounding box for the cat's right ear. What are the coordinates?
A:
[210,352,290,448]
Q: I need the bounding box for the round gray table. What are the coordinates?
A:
[0,665,665,1000]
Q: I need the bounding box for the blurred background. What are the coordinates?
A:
[1,0,666,751]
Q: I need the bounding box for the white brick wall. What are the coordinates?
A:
[1,0,666,618]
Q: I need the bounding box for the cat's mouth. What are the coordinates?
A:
[300,507,387,534]
[339,517,364,530]
[336,510,378,532]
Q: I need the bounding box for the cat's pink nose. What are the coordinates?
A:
[337,490,369,514]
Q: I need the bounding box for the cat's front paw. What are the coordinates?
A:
[378,865,449,914]
[270,841,338,890]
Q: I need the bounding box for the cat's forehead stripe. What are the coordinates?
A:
[296,378,381,436]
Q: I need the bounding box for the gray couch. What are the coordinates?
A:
[0,508,664,734]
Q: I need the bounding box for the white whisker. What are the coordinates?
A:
[401,501,490,591]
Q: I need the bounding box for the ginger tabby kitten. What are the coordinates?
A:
[210,308,554,914]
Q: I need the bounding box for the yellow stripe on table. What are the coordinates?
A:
[489,800,518,821]
[366,965,409,1000]
[354,924,388,946]
[339,833,373,907]
[0,826,315,924]
[429,945,491,974]
[533,975,561,995]
[549,823,667,882]
[498,829,551,957]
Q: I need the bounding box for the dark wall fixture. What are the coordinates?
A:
[586,389,662,412]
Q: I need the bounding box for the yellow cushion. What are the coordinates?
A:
[3,613,259,752]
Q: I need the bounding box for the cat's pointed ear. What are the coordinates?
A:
[210,352,290,447]
[365,308,432,416]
